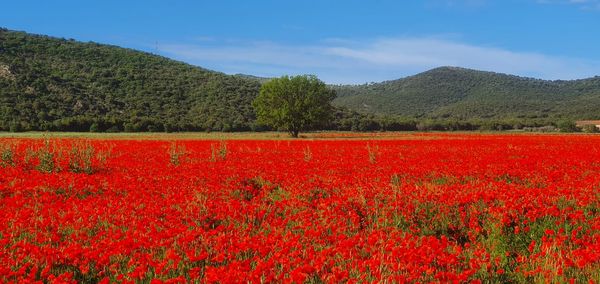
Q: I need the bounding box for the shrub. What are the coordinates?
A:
[582,124,599,133]
[556,120,578,132]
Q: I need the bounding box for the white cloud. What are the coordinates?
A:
[157,37,600,84]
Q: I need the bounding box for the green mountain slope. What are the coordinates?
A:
[0,28,260,132]
[2,28,599,133]
[333,67,600,120]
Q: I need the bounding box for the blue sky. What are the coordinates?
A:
[3,0,600,83]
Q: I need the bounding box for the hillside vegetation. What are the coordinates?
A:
[1,28,600,132]
[333,67,600,120]
[0,28,260,132]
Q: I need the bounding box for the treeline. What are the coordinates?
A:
[2,116,261,133]
[327,108,588,132]
[3,104,584,133]
[2,115,271,133]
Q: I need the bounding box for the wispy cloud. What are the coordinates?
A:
[157,37,600,84]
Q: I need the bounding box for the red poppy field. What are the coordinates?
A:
[1,133,600,283]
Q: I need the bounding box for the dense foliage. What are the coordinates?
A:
[333,67,600,120]
[0,28,260,132]
[2,134,600,282]
[253,75,336,137]
[1,29,599,133]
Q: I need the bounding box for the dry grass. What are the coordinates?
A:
[0,130,596,141]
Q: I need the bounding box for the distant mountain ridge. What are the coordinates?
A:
[332,67,600,120]
[234,74,272,84]
[1,28,600,133]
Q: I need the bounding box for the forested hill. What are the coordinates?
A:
[333,67,600,120]
[0,28,260,132]
[2,28,600,133]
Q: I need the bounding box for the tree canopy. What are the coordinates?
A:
[253,75,336,137]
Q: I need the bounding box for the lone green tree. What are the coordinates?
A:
[253,75,336,137]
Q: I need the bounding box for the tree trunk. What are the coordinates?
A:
[290,129,299,138]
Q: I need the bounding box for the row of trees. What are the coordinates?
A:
[252,75,593,136]
[3,74,593,135]
[4,112,587,133]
